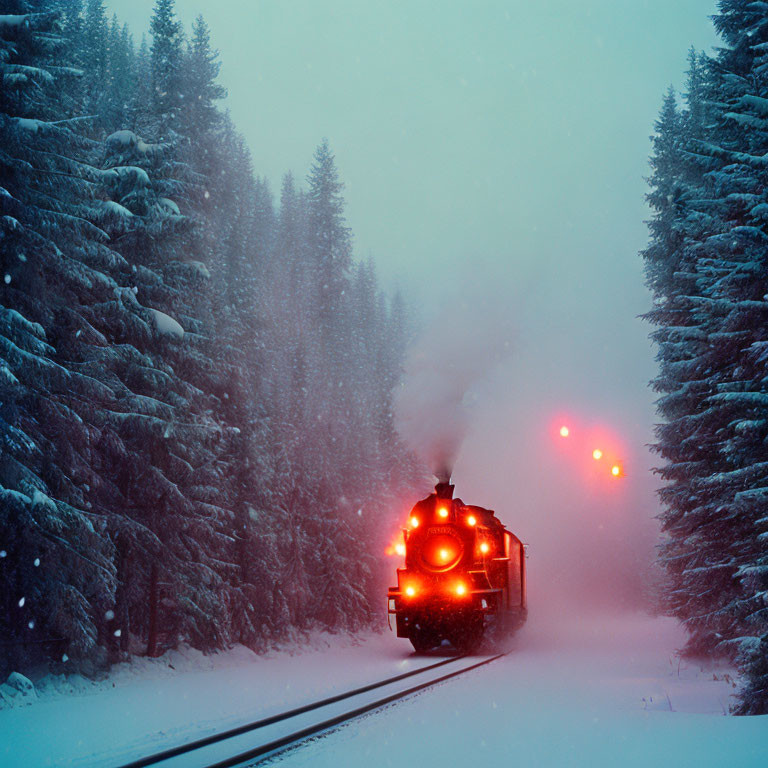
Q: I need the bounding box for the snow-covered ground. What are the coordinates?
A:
[278,612,767,768]
[0,631,428,767]
[1,613,765,768]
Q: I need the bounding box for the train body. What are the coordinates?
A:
[387,482,527,652]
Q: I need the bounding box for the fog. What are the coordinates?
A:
[105,1,720,618]
[394,273,660,617]
[394,285,515,482]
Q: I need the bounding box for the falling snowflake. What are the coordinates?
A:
[34,558,40,567]
[114,629,122,637]
[18,597,25,607]
[3,274,10,284]
[0,550,6,558]
[61,654,68,663]
[105,610,115,621]
[28,621,34,630]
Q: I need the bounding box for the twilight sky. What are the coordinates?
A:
[105,1,717,294]
[106,0,721,601]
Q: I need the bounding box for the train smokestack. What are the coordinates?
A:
[435,481,454,499]
[435,463,452,485]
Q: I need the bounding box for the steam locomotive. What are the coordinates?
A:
[388,482,527,652]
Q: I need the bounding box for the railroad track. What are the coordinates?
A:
[115,651,506,768]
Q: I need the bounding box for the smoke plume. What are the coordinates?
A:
[394,291,514,480]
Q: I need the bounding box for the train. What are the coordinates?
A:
[387,481,527,652]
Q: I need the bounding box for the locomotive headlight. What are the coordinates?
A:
[480,542,490,554]
[438,507,449,519]
[410,516,419,528]
[395,543,406,556]
[467,515,476,527]
[405,585,416,597]
[421,533,462,570]
[455,583,467,596]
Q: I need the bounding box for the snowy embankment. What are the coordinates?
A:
[0,631,415,767]
[281,613,768,768]
[1,614,766,768]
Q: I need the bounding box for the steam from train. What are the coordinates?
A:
[394,293,514,480]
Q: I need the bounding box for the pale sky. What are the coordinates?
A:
[106,0,721,595]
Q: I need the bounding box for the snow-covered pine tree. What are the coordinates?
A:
[95,127,237,657]
[646,0,768,713]
[80,0,109,132]
[307,139,352,322]
[685,0,768,710]
[2,0,425,674]
[0,2,120,673]
[182,15,226,157]
[127,34,151,135]
[643,70,731,655]
[179,107,281,646]
[103,15,135,132]
[148,0,184,138]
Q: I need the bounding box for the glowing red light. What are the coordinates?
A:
[593,449,603,460]
[559,425,570,437]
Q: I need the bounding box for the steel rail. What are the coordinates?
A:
[209,652,506,768]
[117,653,471,768]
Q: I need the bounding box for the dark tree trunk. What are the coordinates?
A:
[146,562,159,657]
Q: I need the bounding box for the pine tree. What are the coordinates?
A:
[1,3,118,672]
[1,0,424,677]
[306,139,352,321]
[128,34,151,134]
[103,17,135,131]
[97,127,235,656]
[149,0,184,137]
[645,0,768,713]
[81,0,109,130]
[182,15,226,152]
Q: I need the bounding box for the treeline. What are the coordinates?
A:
[644,1,768,714]
[0,0,422,676]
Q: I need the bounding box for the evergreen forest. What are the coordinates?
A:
[644,0,768,715]
[0,0,423,677]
